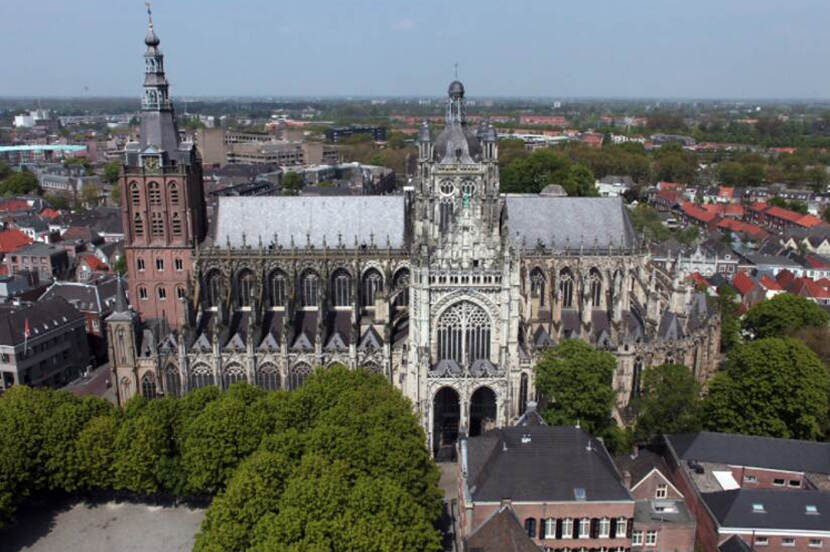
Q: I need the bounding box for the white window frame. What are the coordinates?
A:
[544,518,556,539]
[561,518,573,539]
[174,258,183,271]
[616,517,627,538]
[138,287,148,300]
[645,530,657,546]
[579,518,590,539]
[755,536,769,547]
[137,258,145,271]
[599,517,610,538]
[744,474,757,483]
[808,539,823,548]
[632,531,643,546]
[655,483,668,498]
[156,258,164,271]
[773,478,785,486]
[783,538,796,547]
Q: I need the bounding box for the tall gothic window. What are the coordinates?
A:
[288,363,312,390]
[133,213,144,236]
[148,181,161,205]
[268,270,286,307]
[165,365,181,398]
[168,182,180,205]
[590,268,602,308]
[301,271,319,307]
[257,363,280,390]
[205,270,222,307]
[437,301,491,365]
[237,269,255,307]
[332,270,351,307]
[393,269,409,308]
[130,182,141,206]
[223,364,247,388]
[151,212,164,237]
[362,269,383,308]
[190,364,214,389]
[439,200,453,234]
[559,268,574,308]
[171,212,182,236]
[140,372,156,399]
[530,268,546,307]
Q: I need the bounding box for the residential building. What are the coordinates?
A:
[458,415,636,551]
[5,243,69,283]
[664,432,830,552]
[0,297,91,389]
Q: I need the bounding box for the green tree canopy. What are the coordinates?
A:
[742,293,829,339]
[534,339,616,434]
[280,172,304,196]
[633,364,702,444]
[702,337,830,440]
[500,148,597,196]
[0,171,38,196]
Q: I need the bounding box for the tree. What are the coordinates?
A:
[102,161,121,185]
[81,183,101,206]
[109,184,122,206]
[534,340,616,434]
[0,171,38,196]
[716,284,741,351]
[633,364,701,443]
[43,193,70,210]
[703,338,829,440]
[742,293,829,339]
[113,255,127,275]
[74,414,119,490]
[280,172,303,196]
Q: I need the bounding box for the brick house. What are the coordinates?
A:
[663,432,830,552]
[615,448,696,552]
[5,242,69,283]
[458,406,636,551]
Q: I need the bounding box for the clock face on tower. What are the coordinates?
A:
[143,155,160,171]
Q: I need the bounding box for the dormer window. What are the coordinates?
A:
[806,505,818,515]
[752,503,765,513]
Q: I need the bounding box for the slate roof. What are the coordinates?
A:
[38,276,118,314]
[0,297,84,346]
[464,505,540,552]
[614,448,673,489]
[214,195,407,249]
[667,432,830,474]
[505,196,636,250]
[465,425,631,503]
[718,535,754,552]
[702,489,830,532]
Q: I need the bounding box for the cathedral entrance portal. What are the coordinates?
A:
[469,386,497,437]
[433,387,460,461]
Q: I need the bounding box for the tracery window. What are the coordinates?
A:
[257,363,280,390]
[133,213,144,236]
[590,268,602,308]
[205,270,223,307]
[560,268,574,308]
[223,364,247,388]
[268,270,286,307]
[301,271,319,307]
[190,364,214,389]
[437,301,491,365]
[332,269,351,307]
[530,267,545,307]
[148,181,161,205]
[165,365,181,398]
[168,183,179,205]
[151,212,164,237]
[288,363,312,390]
[439,199,453,234]
[393,269,409,308]
[237,269,255,307]
[140,372,156,399]
[130,182,141,206]
[362,269,383,307]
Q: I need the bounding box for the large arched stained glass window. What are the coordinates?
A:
[590,268,602,308]
[559,268,574,308]
[223,363,247,388]
[165,365,181,398]
[437,301,491,365]
[332,269,351,307]
[205,270,223,308]
[257,363,280,390]
[190,364,214,389]
[362,269,383,308]
[237,269,255,307]
[301,271,319,307]
[268,270,286,307]
[288,363,312,390]
[530,267,546,307]
[140,372,157,399]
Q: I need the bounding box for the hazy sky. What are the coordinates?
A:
[1,0,829,99]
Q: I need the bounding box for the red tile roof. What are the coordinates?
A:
[759,275,782,291]
[804,255,830,269]
[40,208,61,220]
[749,202,769,213]
[687,272,710,288]
[795,214,824,228]
[656,189,682,205]
[718,186,735,199]
[78,254,109,272]
[704,203,744,217]
[0,199,31,213]
[732,271,758,296]
[776,270,795,289]
[681,202,719,223]
[0,229,33,253]
[716,218,767,239]
[658,181,681,191]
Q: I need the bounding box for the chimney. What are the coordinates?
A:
[623,470,632,489]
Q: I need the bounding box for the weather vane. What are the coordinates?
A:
[145,1,153,27]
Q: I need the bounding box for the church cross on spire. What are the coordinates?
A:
[145,1,153,29]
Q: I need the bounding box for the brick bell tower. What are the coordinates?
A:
[121,4,206,329]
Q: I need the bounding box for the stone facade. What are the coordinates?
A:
[109,15,721,451]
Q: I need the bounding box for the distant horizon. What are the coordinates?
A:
[2,1,829,100]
